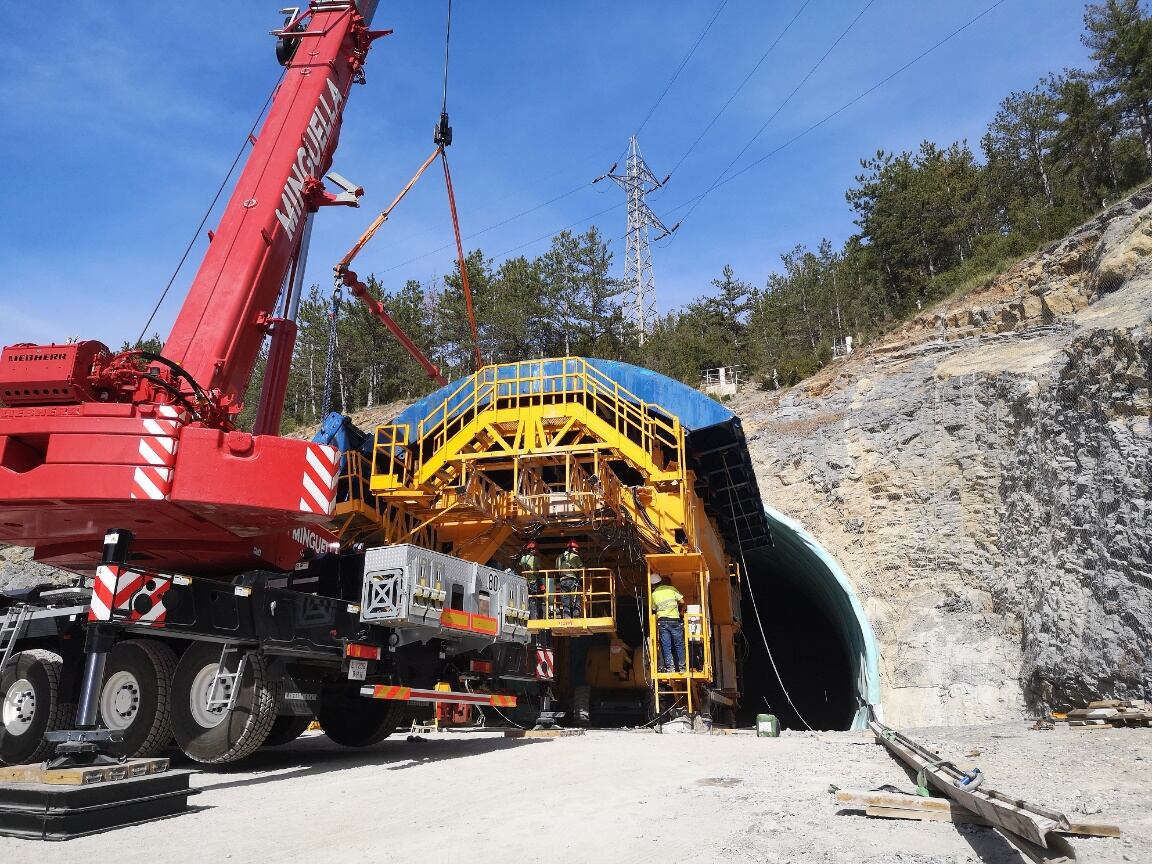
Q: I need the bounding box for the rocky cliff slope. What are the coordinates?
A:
[733,188,1152,726]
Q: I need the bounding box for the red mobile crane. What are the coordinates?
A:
[0,1,534,769]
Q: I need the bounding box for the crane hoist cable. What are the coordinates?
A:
[440,150,482,370]
[320,287,342,415]
[434,0,482,370]
[333,0,482,380]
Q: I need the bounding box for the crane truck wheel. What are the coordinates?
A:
[98,639,178,758]
[0,649,72,765]
[170,642,280,763]
[262,713,313,747]
[317,685,404,747]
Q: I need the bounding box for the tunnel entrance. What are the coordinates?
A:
[735,507,879,731]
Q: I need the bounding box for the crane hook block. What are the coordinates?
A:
[434,112,453,147]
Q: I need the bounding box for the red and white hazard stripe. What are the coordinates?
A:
[299,443,338,514]
[88,564,172,626]
[535,647,555,680]
[89,564,120,621]
[131,412,181,501]
[131,466,173,500]
[155,404,188,422]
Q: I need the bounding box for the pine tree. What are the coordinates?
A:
[1083,0,1152,169]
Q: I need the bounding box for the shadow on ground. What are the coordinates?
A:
[171,732,544,793]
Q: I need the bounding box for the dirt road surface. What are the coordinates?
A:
[2,722,1147,863]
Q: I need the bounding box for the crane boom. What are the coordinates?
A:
[164,2,382,412]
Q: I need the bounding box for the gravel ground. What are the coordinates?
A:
[2,721,1146,863]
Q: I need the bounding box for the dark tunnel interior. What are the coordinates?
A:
[737,578,858,730]
[734,534,864,731]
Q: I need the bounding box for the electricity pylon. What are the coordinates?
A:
[595,136,678,345]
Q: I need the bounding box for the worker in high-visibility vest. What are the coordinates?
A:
[556,540,583,618]
[650,574,686,673]
[519,540,545,619]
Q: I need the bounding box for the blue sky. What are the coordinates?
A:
[1,1,1091,350]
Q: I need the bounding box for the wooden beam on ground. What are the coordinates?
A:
[835,790,1119,837]
[0,757,169,786]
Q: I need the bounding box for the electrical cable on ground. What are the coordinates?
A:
[136,73,284,345]
[640,698,686,729]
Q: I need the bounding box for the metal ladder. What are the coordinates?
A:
[205,644,248,713]
[0,605,33,678]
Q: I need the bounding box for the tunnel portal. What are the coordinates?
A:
[737,507,880,731]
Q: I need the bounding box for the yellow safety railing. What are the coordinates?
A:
[400,358,685,481]
[372,423,412,489]
[334,449,375,513]
[524,567,616,627]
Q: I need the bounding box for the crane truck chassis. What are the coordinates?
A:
[0,534,533,765]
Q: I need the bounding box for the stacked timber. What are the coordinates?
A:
[1054,699,1151,728]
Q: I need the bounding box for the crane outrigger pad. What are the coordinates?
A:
[0,768,198,840]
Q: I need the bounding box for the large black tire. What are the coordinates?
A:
[99,639,177,758]
[170,643,279,764]
[262,713,313,747]
[0,649,72,765]
[318,685,405,747]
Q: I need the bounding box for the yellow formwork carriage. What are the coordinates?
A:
[357,357,743,720]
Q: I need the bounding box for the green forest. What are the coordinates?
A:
[253,1,1152,431]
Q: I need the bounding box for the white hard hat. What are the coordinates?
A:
[649,574,662,585]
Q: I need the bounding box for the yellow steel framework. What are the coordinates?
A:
[342,358,743,720]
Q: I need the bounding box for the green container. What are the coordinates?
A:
[755,713,780,737]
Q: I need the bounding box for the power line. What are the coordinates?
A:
[489,201,624,262]
[390,2,1009,284]
[381,180,594,274]
[634,0,732,138]
[666,0,1010,232]
[136,72,284,344]
[673,0,876,229]
[663,0,813,183]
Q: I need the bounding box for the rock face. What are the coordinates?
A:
[0,544,74,594]
[734,188,1152,726]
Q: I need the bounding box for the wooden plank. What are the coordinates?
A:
[836,789,957,813]
[836,790,1119,838]
[503,728,585,738]
[1064,819,1122,838]
[0,758,169,786]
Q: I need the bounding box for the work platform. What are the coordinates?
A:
[313,357,774,724]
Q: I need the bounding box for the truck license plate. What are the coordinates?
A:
[348,659,368,681]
